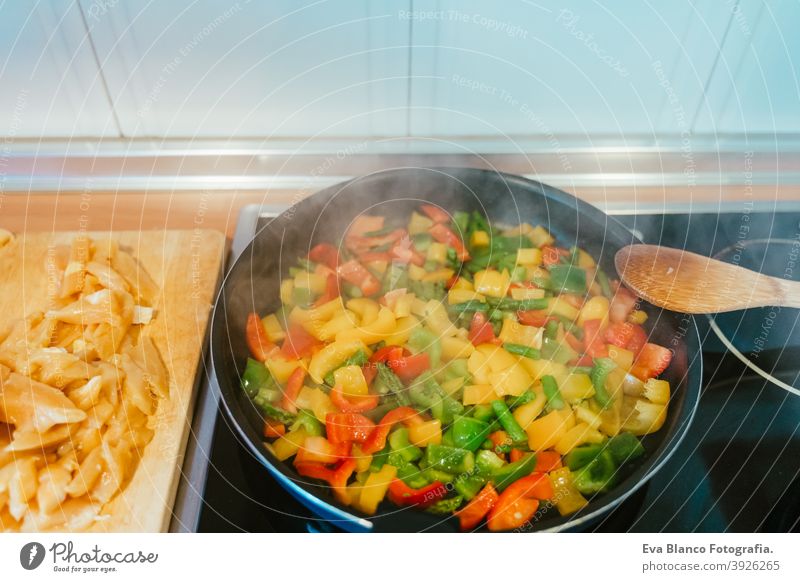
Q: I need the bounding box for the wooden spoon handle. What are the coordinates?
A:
[775,277,800,309]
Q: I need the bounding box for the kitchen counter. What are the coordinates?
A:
[2,184,796,239]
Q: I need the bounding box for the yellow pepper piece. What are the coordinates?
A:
[426,242,448,264]
[549,467,588,516]
[261,313,285,342]
[347,298,380,326]
[268,428,308,461]
[547,296,580,321]
[516,247,542,267]
[334,365,369,398]
[559,373,595,403]
[308,339,368,384]
[488,362,533,397]
[510,286,545,300]
[280,279,295,306]
[467,350,491,384]
[448,289,485,305]
[475,344,517,372]
[575,248,596,269]
[512,390,547,430]
[408,211,434,235]
[473,269,511,298]
[441,377,466,396]
[315,310,359,341]
[351,444,373,473]
[529,225,555,248]
[498,318,542,348]
[422,268,455,283]
[294,386,337,422]
[470,230,490,247]
[621,398,667,435]
[574,403,603,429]
[628,309,648,325]
[462,384,499,406]
[526,409,575,451]
[294,271,327,294]
[422,300,457,337]
[578,295,610,326]
[519,357,569,382]
[608,345,634,371]
[408,419,442,447]
[408,264,427,281]
[451,277,474,291]
[353,464,397,515]
[384,315,420,346]
[366,260,388,275]
[392,293,414,318]
[440,336,474,360]
[554,422,605,455]
[265,354,305,383]
[291,297,345,325]
[335,306,397,344]
[643,378,670,405]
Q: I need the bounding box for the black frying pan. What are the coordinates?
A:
[210,168,702,532]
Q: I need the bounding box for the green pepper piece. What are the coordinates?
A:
[396,462,430,489]
[453,211,470,235]
[541,336,578,365]
[475,449,506,476]
[548,264,587,294]
[607,432,646,465]
[490,399,527,443]
[471,404,495,423]
[425,444,475,474]
[541,374,565,410]
[563,443,605,471]
[291,285,316,307]
[510,266,528,283]
[426,495,464,515]
[241,358,274,398]
[382,263,409,294]
[369,444,391,472]
[388,428,424,462]
[543,319,559,341]
[451,416,493,452]
[590,357,617,407]
[290,410,324,436]
[492,453,538,491]
[442,427,455,447]
[422,467,456,484]
[408,327,443,368]
[441,358,470,383]
[453,473,487,500]
[503,343,541,360]
[573,450,617,494]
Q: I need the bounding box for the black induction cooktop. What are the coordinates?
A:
[188,207,800,533]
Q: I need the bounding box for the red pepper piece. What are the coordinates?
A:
[609,287,638,323]
[387,352,431,382]
[457,483,499,531]
[420,204,450,224]
[468,311,497,346]
[387,479,447,507]
[430,223,470,261]
[534,450,563,473]
[583,319,608,358]
[280,367,306,414]
[517,310,557,328]
[631,343,673,381]
[330,384,379,413]
[308,243,341,270]
[246,312,276,362]
[325,413,376,445]
[314,272,340,307]
[295,458,356,504]
[487,472,552,531]
[263,418,286,439]
[337,259,381,296]
[280,323,321,359]
[361,406,422,454]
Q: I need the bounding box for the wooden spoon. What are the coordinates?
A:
[615,244,800,314]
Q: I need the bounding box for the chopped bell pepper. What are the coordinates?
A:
[337,259,381,296]
[607,432,645,464]
[263,418,286,438]
[387,478,447,507]
[330,383,379,413]
[631,343,673,381]
[308,243,341,270]
[353,464,397,514]
[420,204,451,224]
[430,223,470,261]
[361,406,422,454]
[280,367,306,413]
[451,415,493,452]
[492,452,538,491]
[426,495,465,515]
[424,444,475,474]
[325,412,375,444]
[408,327,442,368]
[590,357,617,408]
[388,352,431,383]
[388,427,424,462]
[583,319,609,358]
[291,409,325,437]
[408,372,464,423]
[280,323,321,359]
[572,449,617,495]
[456,483,499,530]
[548,264,586,294]
[549,467,589,516]
[246,311,276,361]
[468,311,497,346]
[241,358,275,398]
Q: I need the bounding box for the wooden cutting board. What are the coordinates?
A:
[0,229,226,532]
